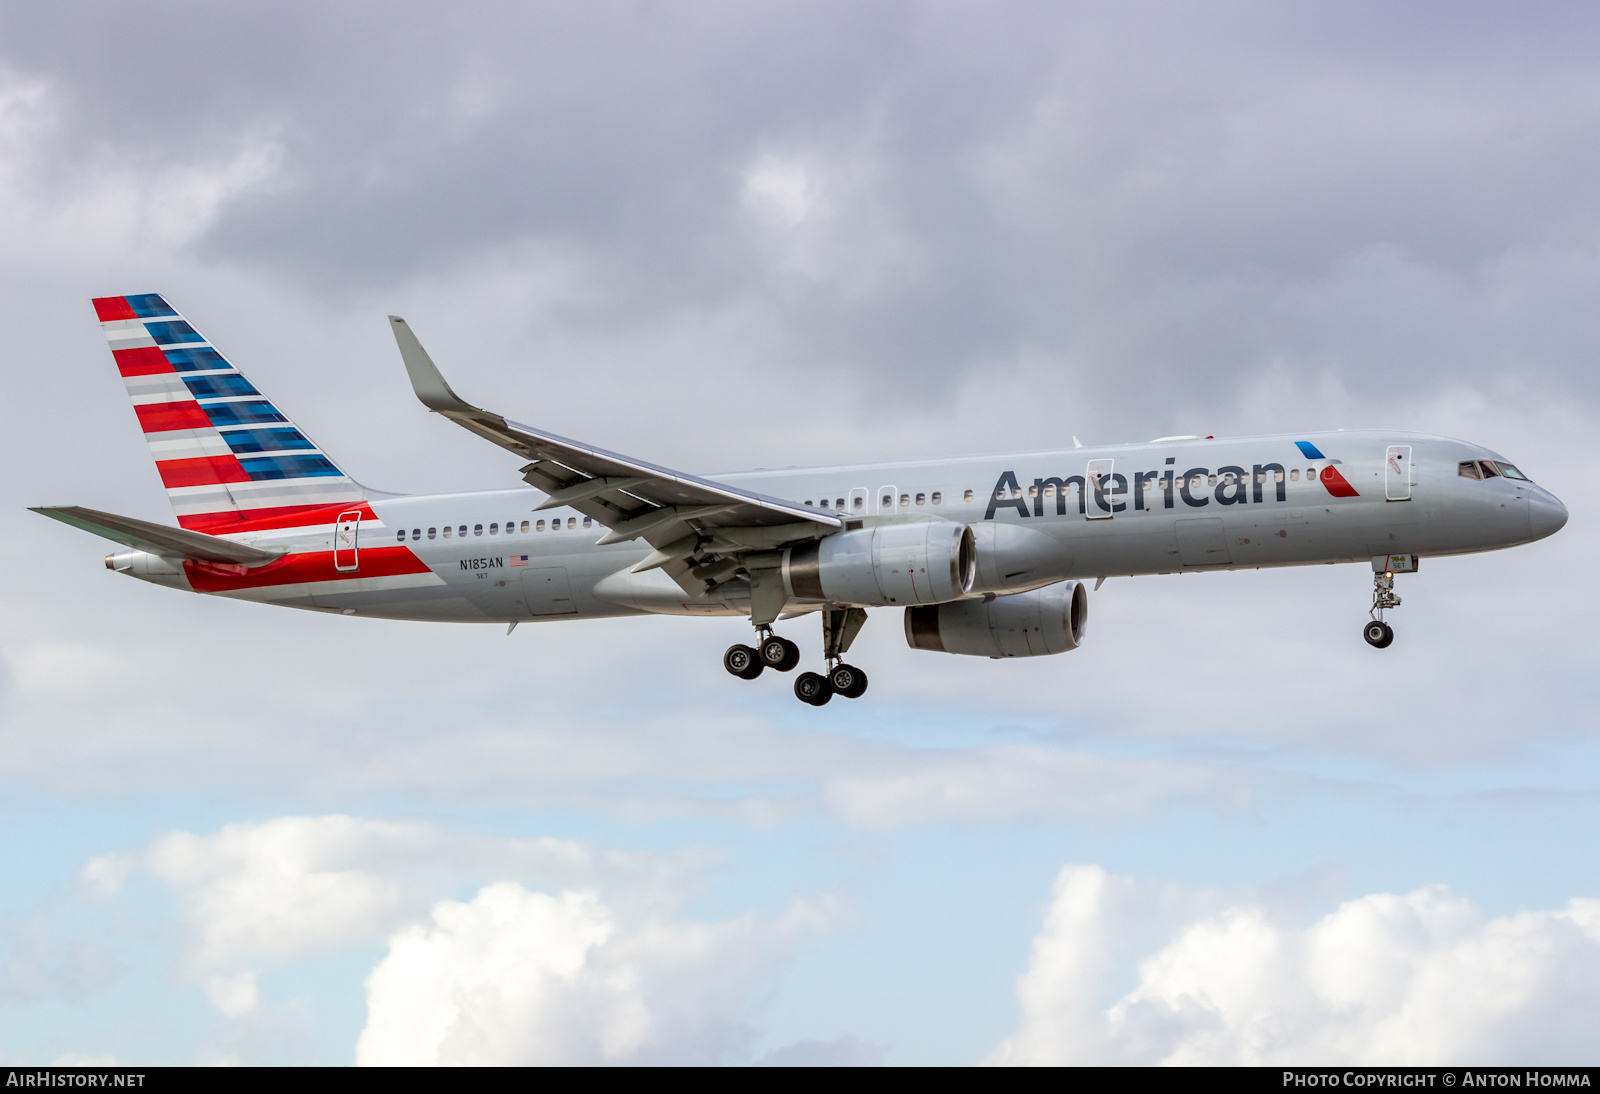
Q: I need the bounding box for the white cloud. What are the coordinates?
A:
[83,815,711,1018]
[989,865,1600,1066]
[355,881,833,1065]
[77,812,825,1061]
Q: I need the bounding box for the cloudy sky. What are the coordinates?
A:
[3,0,1598,1065]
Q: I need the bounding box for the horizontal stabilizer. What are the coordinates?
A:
[29,505,282,565]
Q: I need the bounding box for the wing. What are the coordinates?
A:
[31,505,284,566]
[389,316,841,599]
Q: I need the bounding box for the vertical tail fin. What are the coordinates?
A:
[93,293,366,531]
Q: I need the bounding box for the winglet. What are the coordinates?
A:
[388,316,482,416]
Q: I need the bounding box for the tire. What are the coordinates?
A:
[760,635,800,672]
[777,638,801,672]
[724,644,764,679]
[829,663,868,699]
[794,671,833,705]
[1362,621,1394,649]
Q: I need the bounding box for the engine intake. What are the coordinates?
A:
[785,521,976,607]
[904,580,1088,658]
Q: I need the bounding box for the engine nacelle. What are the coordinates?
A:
[784,520,976,607]
[904,580,1088,658]
[969,521,1074,596]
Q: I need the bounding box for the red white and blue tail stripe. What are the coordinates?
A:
[93,293,367,531]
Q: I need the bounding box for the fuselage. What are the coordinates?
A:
[110,429,1568,624]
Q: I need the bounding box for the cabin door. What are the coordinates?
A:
[334,510,361,572]
[1085,459,1115,520]
[1385,446,1413,501]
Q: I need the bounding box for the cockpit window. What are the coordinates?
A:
[1458,461,1482,480]
[1494,462,1530,481]
[1478,461,1500,478]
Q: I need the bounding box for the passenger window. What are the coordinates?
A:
[819,498,829,509]
[963,489,974,503]
[411,528,420,541]
[1458,461,1482,480]
[583,516,592,527]
[521,520,530,533]
[458,526,467,537]
[1026,486,1037,499]
[1043,485,1055,497]
[568,517,577,529]
[1207,475,1217,487]
[1274,471,1284,483]
[850,497,860,510]
[900,493,911,507]
[1308,467,1317,479]
[490,523,498,535]
[443,525,453,538]
[474,524,483,536]
[932,492,942,504]
[1479,461,1500,478]
[536,519,545,531]
[1290,470,1299,481]
[915,493,926,505]
[395,529,405,542]
[805,500,814,507]
[881,494,893,508]
[428,527,437,539]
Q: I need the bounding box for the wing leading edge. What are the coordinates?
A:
[388,316,842,605]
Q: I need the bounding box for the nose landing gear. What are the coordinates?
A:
[1364,554,1417,649]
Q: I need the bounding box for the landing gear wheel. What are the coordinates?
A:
[828,663,868,699]
[724,644,764,679]
[1363,621,1394,649]
[794,671,834,706]
[759,635,801,672]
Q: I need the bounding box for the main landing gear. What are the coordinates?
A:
[723,608,871,706]
[723,628,799,679]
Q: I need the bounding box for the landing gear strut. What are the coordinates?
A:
[795,607,870,706]
[726,611,872,705]
[1363,556,1415,649]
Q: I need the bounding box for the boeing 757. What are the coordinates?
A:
[32,294,1569,705]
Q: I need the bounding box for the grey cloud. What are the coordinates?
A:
[8,1,1600,417]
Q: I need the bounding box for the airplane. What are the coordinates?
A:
[32,293,1569,705]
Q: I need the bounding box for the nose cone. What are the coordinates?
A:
[1528,489,1569,541]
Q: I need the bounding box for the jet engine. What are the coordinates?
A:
[784,521,976,607]
[904,580,1088,658]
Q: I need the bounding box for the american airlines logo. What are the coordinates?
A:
[985,445,1359,521]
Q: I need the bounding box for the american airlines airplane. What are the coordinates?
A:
[33,294,1569,705]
